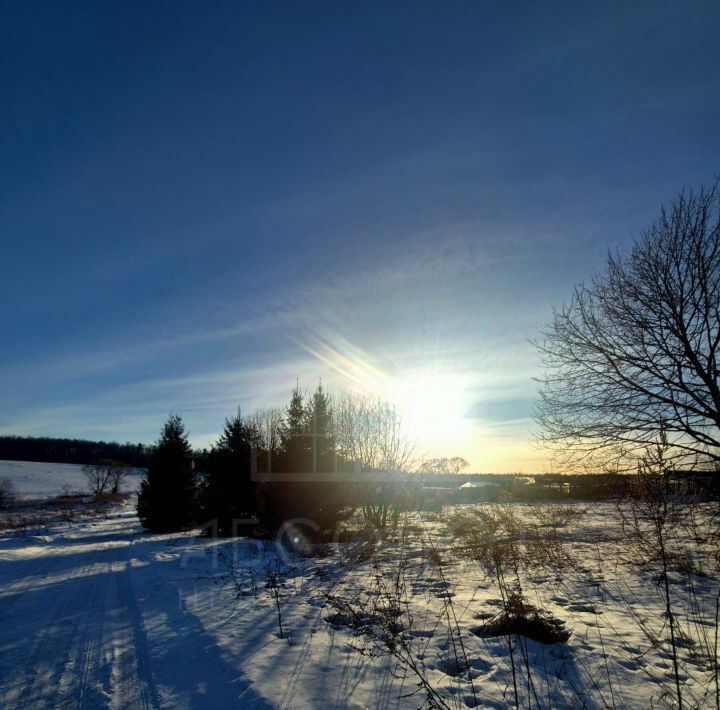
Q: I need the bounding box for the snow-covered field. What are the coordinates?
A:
[0,460,144,499]
[0,472,718,708]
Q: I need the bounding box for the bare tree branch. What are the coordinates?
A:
[535,182,720,472]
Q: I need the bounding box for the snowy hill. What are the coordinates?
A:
[0,460,145,499]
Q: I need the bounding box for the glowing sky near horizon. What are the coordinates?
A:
[1,1,719,471]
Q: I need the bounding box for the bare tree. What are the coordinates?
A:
[334,392,415,531]
[250,407,284,471]
[82,460,129,496]
[334,392,381,472]
[619,427,685,709]
[335,393,415,472]
[536,183,720,471]
[417,456,469,474]
[82,461,112,496]
[108,462,130,494]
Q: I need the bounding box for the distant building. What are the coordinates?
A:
[457,480,501,502]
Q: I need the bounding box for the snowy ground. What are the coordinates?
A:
[0,460,144,499]
[0,488,718,708]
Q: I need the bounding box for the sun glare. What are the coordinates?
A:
[390,372,470,450]
[298,330,473,455]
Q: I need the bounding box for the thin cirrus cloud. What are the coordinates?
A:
[1,1,718,471]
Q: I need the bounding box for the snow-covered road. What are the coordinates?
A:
[0,509,159,708]
[0,505,271,709]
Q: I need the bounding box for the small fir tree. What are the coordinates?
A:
[201,411,262,535]
[137,414,197,532]
[309,381,334,473]
[279,383,311,473]
[258,382,353,538]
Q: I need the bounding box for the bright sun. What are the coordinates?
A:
[297,331,473,456]
[389,372,470,450]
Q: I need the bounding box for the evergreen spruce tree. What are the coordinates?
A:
[279,383,311,472]
[137,414,197,532]
[258,382,352,539]
[309,381,334,473]
[201,411,261,535]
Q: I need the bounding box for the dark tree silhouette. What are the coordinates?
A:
[258,383,353,538]
[536,183,720,472]
[279,383,311,473]
[0,435,149,467]
[138,414,197,532]
[308,381,335,473]
[201,411,262,535]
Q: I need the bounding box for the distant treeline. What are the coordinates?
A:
[0,436,151,468]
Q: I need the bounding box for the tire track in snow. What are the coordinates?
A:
[10,555,105,708]
[114,537,160,710]
[0,510,160,709]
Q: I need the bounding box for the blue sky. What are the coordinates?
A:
[1,1,719,471]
